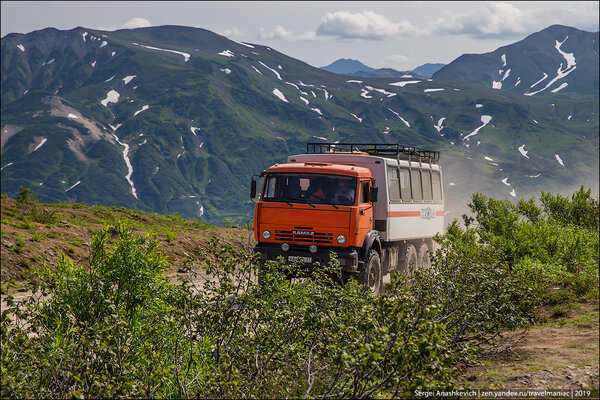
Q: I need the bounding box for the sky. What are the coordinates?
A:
[1,1,598,70]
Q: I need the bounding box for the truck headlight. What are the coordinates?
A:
[262,230,271,239]
[337,234,346,244]
[309,244,318,253]
[281,243,289,251]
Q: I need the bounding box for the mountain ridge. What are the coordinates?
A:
[1,24,598,224]
[433,24,599,99]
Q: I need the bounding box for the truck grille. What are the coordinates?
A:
[274,230,334,244]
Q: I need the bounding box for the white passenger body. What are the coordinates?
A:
[288,153,444,242]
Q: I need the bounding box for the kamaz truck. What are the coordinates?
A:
[251,143,444,294]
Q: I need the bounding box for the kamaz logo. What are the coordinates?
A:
[420,207,436,220]
[293,230,314,236]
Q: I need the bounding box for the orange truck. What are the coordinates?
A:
[251,143,444,294]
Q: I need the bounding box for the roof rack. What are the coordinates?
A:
[306,143,440,164]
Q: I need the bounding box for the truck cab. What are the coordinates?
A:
[251,143,444,294]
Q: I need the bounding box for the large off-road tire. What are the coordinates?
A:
[417,243,432,269]
[397,244,418,275]
[357,250,382,294]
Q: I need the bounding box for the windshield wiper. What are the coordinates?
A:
[281,196,295,207]
[309,194,339,209]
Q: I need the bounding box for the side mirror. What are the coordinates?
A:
[250,179,257,199]
[369,187,378,203]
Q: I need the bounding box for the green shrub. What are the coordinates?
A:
[15,186,37,205]
[11,236,26,254]
[463,187,599,301]
[30,207,58,225]
[396,222,543,359]
[1,225,454,399]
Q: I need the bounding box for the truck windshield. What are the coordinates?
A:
[262,173,357,206]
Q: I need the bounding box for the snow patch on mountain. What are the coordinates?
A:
[101,90,120,107]
[133,43,190,62]
[555,154,565,166]
[434,117,446,133]
[65,181,81,192]
[100,41,107,48]
[251,66,263,75]
[299,96,309,105]
[463,115,492,141]
[217,49,234,58]
[33,138,47,152]
[68,113,78,119]
[17,44,25,52]
[509,189,516,198]
[122,75,136,85]
[220,68,231,74]
[424,88,445,92]
[259,61,282,80]
[231,39,254,48]
[365,86,396,97]
[350,113,362,123]
[387,107,410,127]
[551,82,568,93]
[525,37,577,96]
[529,73,548,89]
[492,68,511,89]
[502,178,510,186]
[272,88,288,102]
[134,105,149,117]
[518,144,530,159]
[112,134,138,198]
[389,80,420,87]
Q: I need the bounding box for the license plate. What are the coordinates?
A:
[288,256,312,263]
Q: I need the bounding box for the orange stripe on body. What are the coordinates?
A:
[387,211,420,217]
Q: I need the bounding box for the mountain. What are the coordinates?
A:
[320,58,374,75]
[410,63,445,79]
[433,25,599,99]
[321,59,445,79]
[1,25,598,224]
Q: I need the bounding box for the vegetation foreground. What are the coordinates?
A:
[1,187,598,398]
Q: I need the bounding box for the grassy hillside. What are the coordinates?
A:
[0,193,249,291]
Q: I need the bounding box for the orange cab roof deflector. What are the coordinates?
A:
[267,162,371,177]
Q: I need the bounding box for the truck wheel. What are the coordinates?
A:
[358,250,382,294]
[418,243,432,269]
[397,244,418,275]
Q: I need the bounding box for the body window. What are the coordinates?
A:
[399,168,411,200]
[432,171,442,201]
[422,170,432,201]
[387,167,401,202]
[411,169,422,201]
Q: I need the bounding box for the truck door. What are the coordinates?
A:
[357,180,374,241]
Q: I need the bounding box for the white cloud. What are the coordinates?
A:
[428,2,599,39]
[220,27,243,38]
[258,25,294,40]
[316,10,419,40]
[121,17,152,30]
[429,2,540,38]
